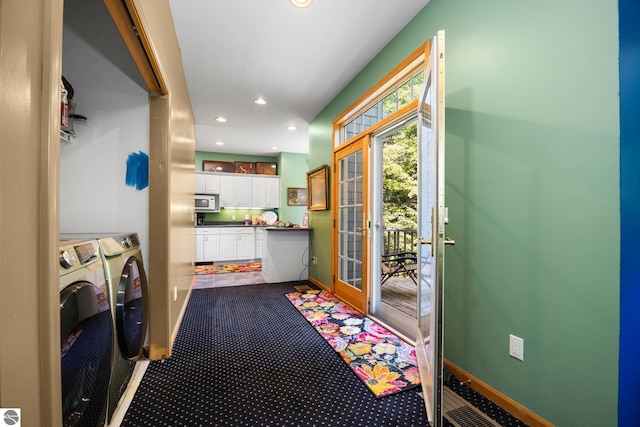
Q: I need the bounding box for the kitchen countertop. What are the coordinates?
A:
[263,227,311,231]
[196,222,263,228]
[196,222,310,230]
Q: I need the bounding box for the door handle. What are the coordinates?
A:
[420,236,455,245]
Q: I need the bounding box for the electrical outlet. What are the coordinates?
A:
[509,334,524,361]
[311,256,318,265]
[173,286,178,301]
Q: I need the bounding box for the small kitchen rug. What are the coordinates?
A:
[284,289,421,398]
[195,262,261,275]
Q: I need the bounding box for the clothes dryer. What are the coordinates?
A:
[59,239,112,427]
[62,232,149,422]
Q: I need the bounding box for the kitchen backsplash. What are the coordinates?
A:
[201,209,278,223]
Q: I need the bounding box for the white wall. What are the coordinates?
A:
[60,26,150,267]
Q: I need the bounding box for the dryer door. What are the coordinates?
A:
[60,282,113,427]
[116,256,148,360]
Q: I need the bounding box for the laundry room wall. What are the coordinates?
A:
[59,24,150,268]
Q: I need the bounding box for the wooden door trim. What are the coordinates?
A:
[331,135,369,312]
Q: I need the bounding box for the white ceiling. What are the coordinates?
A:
[168,0,429,157]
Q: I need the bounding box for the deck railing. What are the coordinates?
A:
[383,228,418,255]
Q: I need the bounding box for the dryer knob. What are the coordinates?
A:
[121,237,131,249]
[59,250,74,269]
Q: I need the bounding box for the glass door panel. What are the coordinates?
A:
[370,120,419,339]
[416,30,446,427]
[334,136,369,312]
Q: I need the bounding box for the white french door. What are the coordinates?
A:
[415,30,449,426]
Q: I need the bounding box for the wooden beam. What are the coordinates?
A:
[103,0,166,95]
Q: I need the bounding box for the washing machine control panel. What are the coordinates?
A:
[121,236,132,249]
[58,240,99,274]
[59,250,74,269]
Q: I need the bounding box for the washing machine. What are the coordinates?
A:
[59,239,112,427]
[61,232,149,423]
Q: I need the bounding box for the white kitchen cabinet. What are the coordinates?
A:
[195,172,221,195]
[195,228,220,262]
[220,175,252,207]
[252,177,266,208]
[255,227,264,258]
[203,233,220,261]
[251,176,280,208]
[264,176,280,208]
[195,233,204,261]
[219,175,236,207]
[219,227,255,261]
[217,173,279,208]
[197,226,256,262]
[195,173,205,194]
[236,176,252,207]
[262,228,310,282]
[219,234,237,260]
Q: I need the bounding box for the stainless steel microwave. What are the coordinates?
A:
[195,194,220,212]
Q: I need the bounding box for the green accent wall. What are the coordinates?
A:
[308,0,619,425]
[278,152,310,224]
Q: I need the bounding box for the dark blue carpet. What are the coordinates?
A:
[122,282,526,426]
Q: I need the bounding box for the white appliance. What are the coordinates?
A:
[195,194,220,212]
[59,239,112,427]
[61,232,149,423]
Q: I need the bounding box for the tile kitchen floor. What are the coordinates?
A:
[192,271,265,289]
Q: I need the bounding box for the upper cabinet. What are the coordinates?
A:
[196,172,221,195]
[264,176,280,208]
[206,172,279,209]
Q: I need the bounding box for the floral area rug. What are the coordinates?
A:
[195,262,261,275]
[285,289,420,398]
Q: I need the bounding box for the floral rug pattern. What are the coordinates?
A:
[195,262,261,275]
[285,289,420,398]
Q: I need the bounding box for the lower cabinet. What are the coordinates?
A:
[262,229,310,282]
[196,227,255,263]
[255,227,264,258]
[195,228,220,263]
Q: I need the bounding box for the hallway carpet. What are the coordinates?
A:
[122,282,430,426]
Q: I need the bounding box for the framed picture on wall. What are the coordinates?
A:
[287,188,307,206]
[306,165,329,211]
[202,160,233,172]
[234,162,256,174]
[256,162,278,175]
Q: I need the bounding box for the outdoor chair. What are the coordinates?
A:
[381,251,418,286]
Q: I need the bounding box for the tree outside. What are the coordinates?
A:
[382,123,418,253]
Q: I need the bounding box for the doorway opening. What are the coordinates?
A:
[370,120,418,338]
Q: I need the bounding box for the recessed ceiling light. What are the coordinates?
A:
[254,97,267,105]
[271,146,279,150]
[215,141,224,146]
[287,125,297,131]
[214,116,227,122]
[290,0,312,7]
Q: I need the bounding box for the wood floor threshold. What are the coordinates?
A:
[444,361,554,427]
[308,276,330,292]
